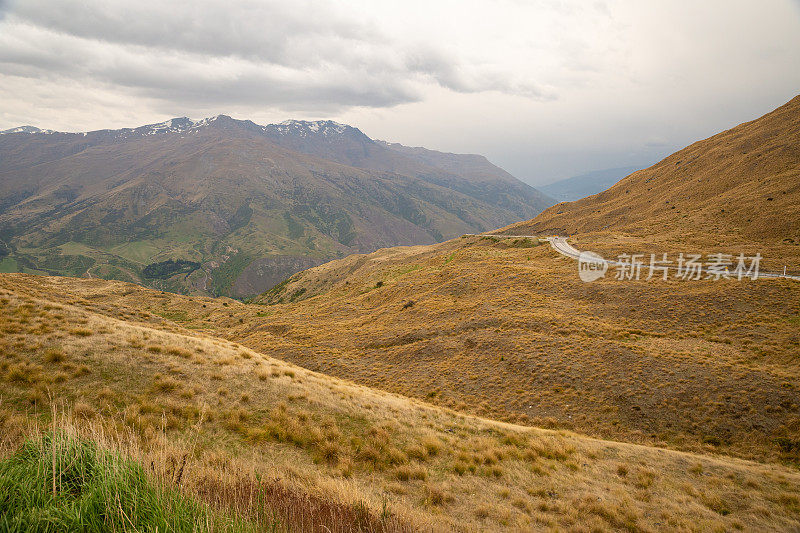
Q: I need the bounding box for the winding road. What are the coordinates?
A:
[466,234,800,282]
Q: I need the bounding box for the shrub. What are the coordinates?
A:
[405,444,427,461]
[72,364,91,377]
[474,505,491,519]
[6,363,39,383]
[425,483,453,506]
[320,441,341,464]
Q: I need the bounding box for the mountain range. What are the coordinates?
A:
[0,116,553,297]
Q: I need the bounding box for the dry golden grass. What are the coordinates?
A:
[32,233,798,463]
[1,276,800,531]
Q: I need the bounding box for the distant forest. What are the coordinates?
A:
[142,259,200,279]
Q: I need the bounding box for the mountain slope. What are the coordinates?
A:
[2,272,800,531]
[539,166,639,202]
[261,122,554,221]
[0,116,552,297]
[506,95,800,243]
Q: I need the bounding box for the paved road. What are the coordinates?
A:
[464,234,800,281]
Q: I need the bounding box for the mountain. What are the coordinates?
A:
[0,125,55,135]
[539,166,639,202]
[506,95,800,244]
[0,115,553,297]
[3,272,800,531]
[260,121,553,221]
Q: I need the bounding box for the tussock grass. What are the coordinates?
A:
[0,431,244,532]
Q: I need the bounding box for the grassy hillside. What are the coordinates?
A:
[2,272,800,530]
[250,236,800,464]
[4,227,800,468]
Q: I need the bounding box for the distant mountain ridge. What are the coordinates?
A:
[504,95,800,244]
[0,125,56,135]
[540,166,639,202]
[0,114,553,297]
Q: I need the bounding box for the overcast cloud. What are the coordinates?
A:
[1,0,798,184]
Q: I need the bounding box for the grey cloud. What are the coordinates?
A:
[101,56,422,110]
[3,0,796,185]
[403,46,552,99]
[0,23,424,110]
[1,0,550,113]
[9,0,376,68]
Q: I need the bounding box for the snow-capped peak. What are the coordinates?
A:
[0,125,55,135]
[0,116,362,141]
[135,117,195,135]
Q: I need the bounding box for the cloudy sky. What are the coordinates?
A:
[1,0,799,185]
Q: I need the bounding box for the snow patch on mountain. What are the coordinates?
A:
[0,126,55,135]
[1,116,360,141]
[271,120,349,137]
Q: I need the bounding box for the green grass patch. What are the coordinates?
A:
[394,264,422,277]
[504,237,539,248]
[0,257,19,273]
[108,241,161,264]
[57,242,98,256]
[211,253,253,296]
[155,309,191,322]
[0,432,252,532]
